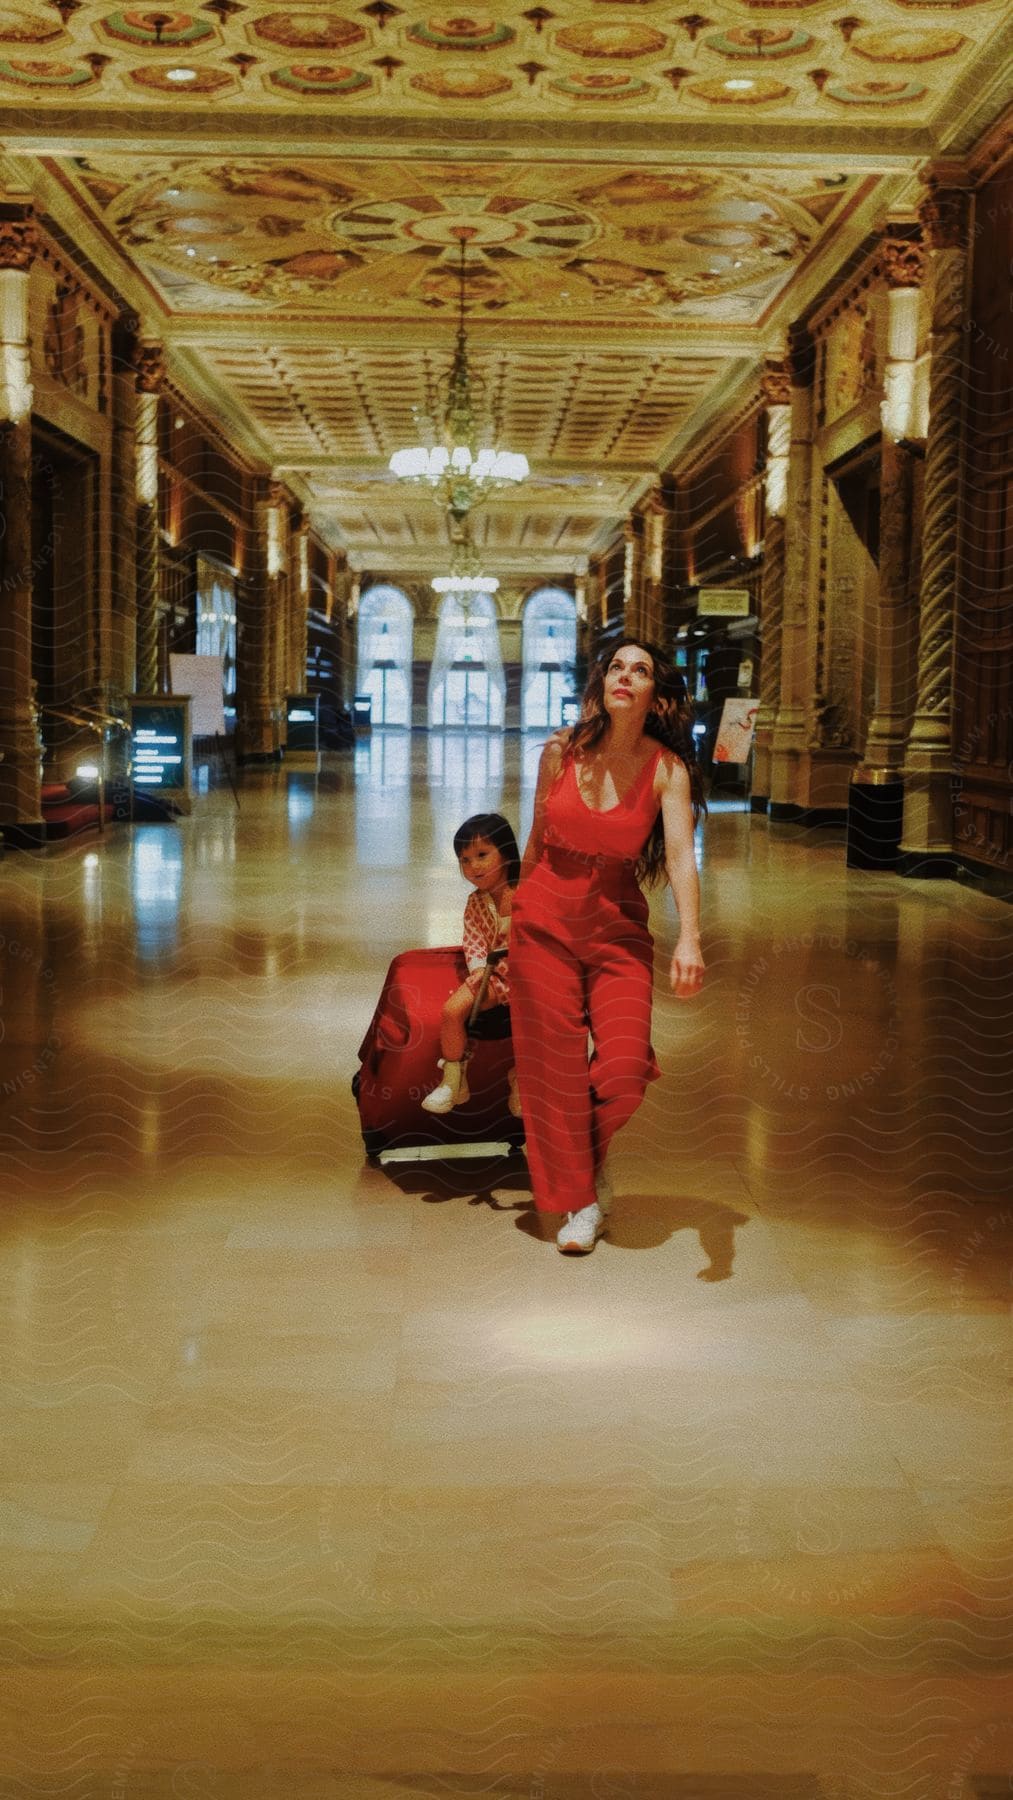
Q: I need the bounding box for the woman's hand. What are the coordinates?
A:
[670,935,705,997]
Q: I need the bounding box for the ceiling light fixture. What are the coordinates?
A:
[725,77,756,90]
[389,229,528,523]
[166,66,197,82]
[431,524,500,595]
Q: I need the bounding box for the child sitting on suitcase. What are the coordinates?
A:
[422,812,522,1117]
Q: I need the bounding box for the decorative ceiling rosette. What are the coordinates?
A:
[0,56,96,85]
[406,15,515,51]
[849,27,966,62]
[269,62,372,93]
[825,77,927,103]
[704,25,813,58]
[0,9,64,44]
[100,9,216,46]
[550,71,653,100]
[688,76,792,103]
[333,193,597,270]
[554,23,667,58]
[409,68,512,99]
[251,13,367,51]
[129,63,233,91]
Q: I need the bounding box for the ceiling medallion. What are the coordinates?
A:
[100,10,217,46]
[389,231,528,524]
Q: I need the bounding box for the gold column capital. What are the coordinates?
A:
[761,357,791,408]
[881,229,925,290]
[133,341,165,394]
[918,180,972,253]
[0,203,37,271]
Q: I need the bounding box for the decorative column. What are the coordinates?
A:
[900,179,971,868]
[769,323,817,818]
[236,473,281,762]
[0,202,44,842]
[290,509,310,695]
[848,230,927,868]
[109,316,138,703]
[751,356,791,811]
[267,479,288,747]
[623,512,645,638]
[133,340,163,695]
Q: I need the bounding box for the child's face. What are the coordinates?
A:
[459,836,507,892]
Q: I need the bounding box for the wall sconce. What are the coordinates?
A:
[266,501,283,578]
[0,267,32,425]
[764,403,791,519]
[135,390,158,504]
[880,286,926,445]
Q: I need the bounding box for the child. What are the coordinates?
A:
[421,812,522,1116]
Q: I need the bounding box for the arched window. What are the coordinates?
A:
[521,587,577,730]
[356,585,413,727]
[428,592,505,729]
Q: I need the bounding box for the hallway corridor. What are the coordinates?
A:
[1,738,1011,1800]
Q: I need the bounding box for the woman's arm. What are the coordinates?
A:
[518,732,566,883]
[658,754,705,997]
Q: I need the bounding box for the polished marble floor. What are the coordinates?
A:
[1,731,1012,1800]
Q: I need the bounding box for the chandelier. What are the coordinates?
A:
[432,527,499,596]
[389,231,528,521]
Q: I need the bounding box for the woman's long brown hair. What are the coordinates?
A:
[561,635,707,887]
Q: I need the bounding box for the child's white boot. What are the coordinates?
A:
[507,1067,523,1119]
[421,1059,470,1114]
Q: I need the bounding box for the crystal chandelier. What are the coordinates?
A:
[389,232,528,521]
[431,523,499,596]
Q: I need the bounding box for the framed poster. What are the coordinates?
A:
[713,698,759,764]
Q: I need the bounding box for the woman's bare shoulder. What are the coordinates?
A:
[654,746,690,792]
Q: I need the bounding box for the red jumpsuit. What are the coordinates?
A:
[510,745,663,1215]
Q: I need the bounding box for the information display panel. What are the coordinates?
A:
[285,693,320,753]
[128,696,192,812]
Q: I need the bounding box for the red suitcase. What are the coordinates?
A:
[353,946,524,1160]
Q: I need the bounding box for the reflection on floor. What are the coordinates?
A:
[1,731,1011,1799]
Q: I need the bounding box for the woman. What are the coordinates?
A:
[510,637,706,1252]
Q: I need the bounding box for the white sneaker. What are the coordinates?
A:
[421,1060,470,1115]
[556,1202,607,1254]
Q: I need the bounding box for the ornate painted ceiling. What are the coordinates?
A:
[1,0,1009,571]
[0,0,1004,132]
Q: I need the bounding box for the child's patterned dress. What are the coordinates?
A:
[462,890,511,1006]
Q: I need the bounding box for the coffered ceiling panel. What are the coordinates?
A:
[197,341,722,465]
[54,153,871,329]
[4,1,1008,574]
[0,0,1005,135]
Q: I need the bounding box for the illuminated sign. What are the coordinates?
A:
[285,693,319,754]
[128,697,192,806]
[696,587,752,617]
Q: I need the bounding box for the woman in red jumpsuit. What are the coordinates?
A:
[510,637,706,1252]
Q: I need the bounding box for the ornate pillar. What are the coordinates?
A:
[769,323,817,817]
[751,356,791,810]
[236,473,281,762]
[623,512,645,639]
[133,340,163,695]
[0,202,44,841]
[109,316,138,704]
[847,232,927,868]
[290,510,310,695]
[900,179,972,865]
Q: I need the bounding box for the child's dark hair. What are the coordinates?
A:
[453,813,521,888]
